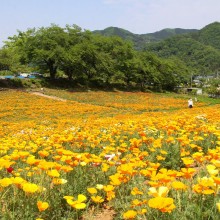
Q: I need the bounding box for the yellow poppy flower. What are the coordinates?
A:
[91,196,104,203]
[131,187,143,195]
[52,178,67,185]
[63,196,74,200]
[47,169,60,177]
[103,185,115,192]
[123,210,137,219]
[206,164,218,176]
[148,186,169,197]
[171,181,187,190]
[0,178,13,187]
[66,194,87,209]
[22,183,39,194]
[148,197,176,213]
[96,184,104,190]
[87,187,97,194]
[216,202,220,212]
[37,201,49,212]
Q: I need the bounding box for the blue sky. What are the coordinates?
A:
[1,0,220,46]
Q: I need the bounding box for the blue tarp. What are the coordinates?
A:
[28,75,36,79]
[4,75,15,79]
[1,75,37,79]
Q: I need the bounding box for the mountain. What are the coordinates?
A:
[93,26,198,50]
[145,28,198,40]
[145,22,220,75]
[93,22,220,74]
[93,27,147,50]
[196,22,220,50]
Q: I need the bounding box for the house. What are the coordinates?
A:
[192,79,202,86]
[187,87,202,95]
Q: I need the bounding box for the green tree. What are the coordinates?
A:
[106,36,136,87]
[26,24,69,79]
[0,48,11,71]
[136,51,162,90]
[5,24,71,79]
[58,25,84,81]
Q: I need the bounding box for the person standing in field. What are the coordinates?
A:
[188,98,193,108]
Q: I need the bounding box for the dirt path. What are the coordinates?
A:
[30,92,67,102]
[83,208,115,220]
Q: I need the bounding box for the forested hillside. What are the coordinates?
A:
[94,22,220,76]
[145,22,220,75]
[93,27,198,50]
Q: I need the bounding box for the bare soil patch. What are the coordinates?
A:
[83,207,115,220]
[30,92,67,102]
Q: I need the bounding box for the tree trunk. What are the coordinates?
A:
[49,65,57,80]
[46,59,57,80]
[67,71,73,81]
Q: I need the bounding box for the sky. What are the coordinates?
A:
[0,0,220,46]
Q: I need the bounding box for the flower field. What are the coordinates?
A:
[0,89,220,220]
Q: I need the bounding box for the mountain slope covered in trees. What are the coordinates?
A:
[93,27,198,50]
[145,22,220,75]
